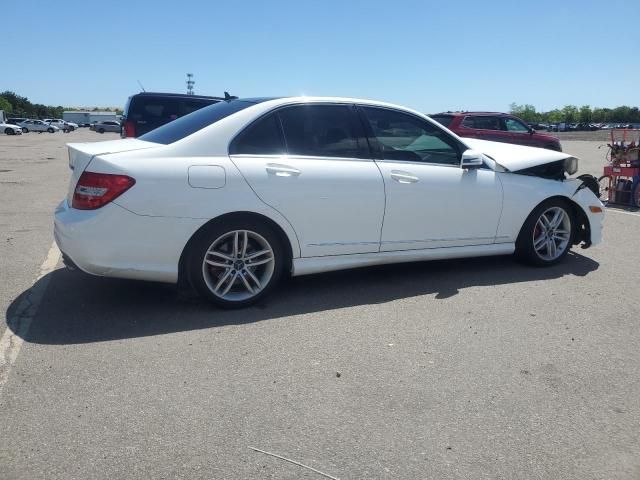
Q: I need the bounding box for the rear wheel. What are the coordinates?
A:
[516,199,573,266]
[187,220,285,308]
[598,175,611,203]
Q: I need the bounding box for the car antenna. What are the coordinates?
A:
[224,91,238,101]
[137,80,146,92]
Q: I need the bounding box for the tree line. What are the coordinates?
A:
[509,103,640,124]
[0,91,121,119]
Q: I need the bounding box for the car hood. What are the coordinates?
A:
[462,138,576,172]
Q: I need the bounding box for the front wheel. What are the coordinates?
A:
[4,128,13,135]
[516,199,573,266]
[98,128,105,134]
[187,220,285,308]
[632,182,640,208]
[598,175,611,203]
[22,127,29,133]
[47,127,55,133]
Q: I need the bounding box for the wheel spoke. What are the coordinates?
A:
[244,268,262,290]
[232,231,240,258]
[205,259,232,268]
[213,269,233,293]
[207,250,234,262]
[239,272,255,294]
[241,230,248,258]
[547,239,556,258]
[220,272,239,296]
[549,209,563,229]
[534,235,547,250]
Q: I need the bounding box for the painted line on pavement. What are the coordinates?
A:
[0,242,60,395]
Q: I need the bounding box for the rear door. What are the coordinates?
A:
[230,103,385,257]
[459,115,506,143]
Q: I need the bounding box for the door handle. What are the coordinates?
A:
[266,164,301,177]
[390,170,419,183]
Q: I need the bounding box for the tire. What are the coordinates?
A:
[22,127,28,133]
[186,219,286,308]
[4,128,13,135]
[98,128,105,134]
[47,127,54,133]
[515,199,574,266]
[598,175,611,203]
[632,182,640,208]
[69,126,75,132]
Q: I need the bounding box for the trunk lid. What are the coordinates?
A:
[66,139,158,204]
[463,138,575,172]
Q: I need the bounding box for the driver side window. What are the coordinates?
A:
[361,107,460,165]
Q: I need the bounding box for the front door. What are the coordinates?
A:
[230,103,385,257]
[359,106,503,251]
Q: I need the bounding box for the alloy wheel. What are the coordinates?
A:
[532,207,571,261]
[201,230,275,302]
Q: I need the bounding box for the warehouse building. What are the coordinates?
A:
[63,111,119,125]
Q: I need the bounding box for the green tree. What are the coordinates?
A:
[561,105,578,123]
[0,97,12,114]
[509,102,538,122]
[579,105,592,123]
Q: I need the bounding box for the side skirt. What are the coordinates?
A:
[292,243,515,277]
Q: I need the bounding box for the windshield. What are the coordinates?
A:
[139,99,262,145]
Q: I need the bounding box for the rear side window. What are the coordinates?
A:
[430,115,455,127]
[140,100,259,145]
[230,113,286,155]
[278,105,362,158]
[462,116,501,130]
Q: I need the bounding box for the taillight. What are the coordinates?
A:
[72,172,135,210]
[123,120,136,138]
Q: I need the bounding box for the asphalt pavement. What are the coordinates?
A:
[0,130,639,479]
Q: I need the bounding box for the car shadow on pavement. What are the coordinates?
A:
[8,252,599,345]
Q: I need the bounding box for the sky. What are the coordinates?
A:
[3,0,636,114]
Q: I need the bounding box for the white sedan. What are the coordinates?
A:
[0,121,22,135]
[44,119,78,132]
[19,119,59,133]
[55,97,604,308]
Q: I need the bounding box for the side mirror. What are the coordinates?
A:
[461,149,484,168]
[529,127,535,135]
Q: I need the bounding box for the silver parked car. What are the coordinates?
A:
[18,120,59,133]
[94,121,121,133]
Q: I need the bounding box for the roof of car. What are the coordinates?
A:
[130,92,226,100]
[431,111,513,117]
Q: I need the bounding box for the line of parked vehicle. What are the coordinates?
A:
[1,117,121,135]
[527,122,637,132]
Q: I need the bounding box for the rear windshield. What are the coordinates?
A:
[429,115,455,127]
[139,100,260,145]
[127,96,217,120]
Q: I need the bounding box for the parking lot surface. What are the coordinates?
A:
[1,130,639,479]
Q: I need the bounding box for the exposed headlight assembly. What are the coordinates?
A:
[564,157,578,175]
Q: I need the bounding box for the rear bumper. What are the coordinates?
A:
[54,200,205,284]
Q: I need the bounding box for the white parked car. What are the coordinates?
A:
[45,119,78,132]
[19,119,59,133]
[0,121,22,135]
[55,97,604,308]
